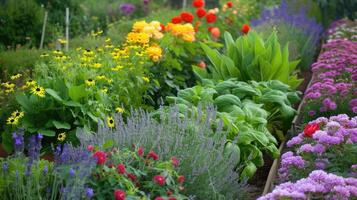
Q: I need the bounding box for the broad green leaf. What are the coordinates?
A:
[45,89,63,102]
[38,129,56,137]
[52,120,71,130]
[69,85,88,101]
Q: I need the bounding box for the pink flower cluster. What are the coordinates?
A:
[259,170,357,200]
[280,115,357,181]
[304,38,357,119]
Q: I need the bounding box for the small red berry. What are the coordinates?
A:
[153,175,166,186]
[114,189,126,200]
[117,164,126,174]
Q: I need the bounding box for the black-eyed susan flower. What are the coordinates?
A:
[92,63,102,68]
[96,75,107,81]
[2,82,15,89]
[105,38,111,43]
[11,110,24,119]
[11,73,22,80]
[115,107,124,113]
[100,88,108,93]
[6,116,18,125]
[111,65,124,71]
[25,80,36,87]
[40,53,49,58]
[142,77,150,82]
[107,116,115,128]
[57,132,66,142]
[85,79,95,86]
[57,38,67,44]
[31,85,46,98]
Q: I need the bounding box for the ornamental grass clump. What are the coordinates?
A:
[78,106,246,199]
[280,115,357,182]
[302,39,357,123]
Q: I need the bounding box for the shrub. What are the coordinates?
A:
[0,0,43,48]
[78,106,247,199]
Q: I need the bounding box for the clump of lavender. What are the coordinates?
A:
[77,106,247,199]
[54,144,96,200]
[251,0,323,69]
[119,3,136,16]
[259,170,357,200]
[280,115,357,182]
[12,129,24,153]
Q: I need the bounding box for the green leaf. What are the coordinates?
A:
[103,139,114,149]
[68,85,88,101]
[16,93,32,112]
[45,89,63,102]
[38,129,56,136]
[52,120,71,130]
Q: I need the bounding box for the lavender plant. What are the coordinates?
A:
[77,106,247,199]
[251,0,323,69]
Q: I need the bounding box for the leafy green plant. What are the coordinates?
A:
[195,31,302,89]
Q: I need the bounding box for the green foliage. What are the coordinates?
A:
[0,157,54,199]
[196,31,302,89]
[314,0,356,27]
[0,0,43,48]
[163,79,300,180]
[0,49,44,79]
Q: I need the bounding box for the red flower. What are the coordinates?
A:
[155,197,164,200]
[171,156,179,167]
[87,145,94,152]
[177,175,185,183]
[114,189,126,200]
[304,123,320,137]
[196,8,206,18]
[117,164,126,174]
[147,150,159,160]
[226,1,233,8]
[171,16,182,24]
[169,198,177,200]
[180,12,194,23]
[153,175,166,186]
[205,13,217,23]
[241,24,250,34]
[93,151,107,165]
[138,147,144,157]
[127,173,137,182]
[160,24,165,32]
[210,27,220,39]
[192,0,204,8]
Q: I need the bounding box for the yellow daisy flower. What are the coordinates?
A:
[10,73,23,80]
[57,132,66,142]
[105,38,111,43]
[85,79,95,86]
[115,107,124,113]
[96,75,107,81]
[92,63,102,68]
[142,77,150,82]
[31,86,46,98]
[107,116,115,128]
[40,53,49,58]
[11,110,24,119]
[100,88,108,93]
[6,116,18,125]
[25,80,37,87]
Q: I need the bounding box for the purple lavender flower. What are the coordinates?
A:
[27,134,42,159]
[86,187,94,198]
[12,130,24,153]
[42,166,48,175]
[2,162,8,172]
[120,3,135,16]
[69,168,76,177]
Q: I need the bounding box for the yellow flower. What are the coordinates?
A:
[142,76,150,82]
[92,63,102,68]
[115,107,124,113]
[25,80,37,87]
[40,53,49,58]
[126,32,150,44]
[11,110,24,119]
[132,21,148,32]
[96,75,107,81]
[100,88,108,93]
[105,44,114,48]
[10,73,22,80]
[111,65,124,71]
[83,49,94,56]
[6,116,18,125]
[107,116,115,128]
[85,79,95,86]
[2,82,15,89]
[105,38,111,43]
[146,45,162,62]
[57,132,66,142]
[31,85,46,98]
[166,23,196,42]
[58,38,67,44]
[5,88,14,93]
[52,50,63,55]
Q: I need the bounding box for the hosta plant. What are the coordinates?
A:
[195,31,302,89]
